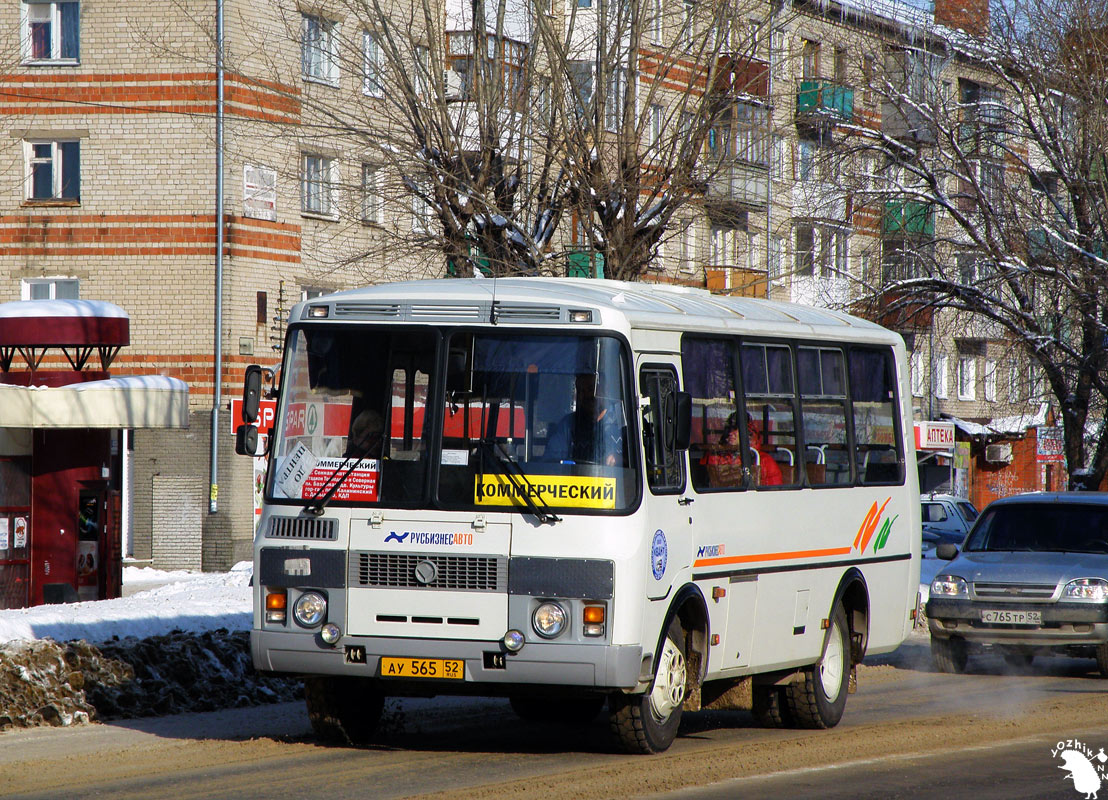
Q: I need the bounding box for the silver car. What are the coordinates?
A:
[926,493,1108,675]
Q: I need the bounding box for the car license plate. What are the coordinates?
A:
[380,657,464,680]
[980,609,1041,625]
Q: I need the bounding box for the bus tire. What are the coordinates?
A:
[751,685,796,728]
[609,623,686,754]
[931,636,968,674]
[510,694,605,726]
[304,676,384,746]
[786,605,850,729]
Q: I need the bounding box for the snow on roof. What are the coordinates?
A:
[0,300,128,319]
[944,403,1051,437]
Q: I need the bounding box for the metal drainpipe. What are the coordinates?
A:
[209,0,225,514]
[764,5,777,299]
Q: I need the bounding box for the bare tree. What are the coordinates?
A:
[826,0,1108,484]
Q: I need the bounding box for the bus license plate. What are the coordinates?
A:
[980,609,1041,625]
[380,657,464,680]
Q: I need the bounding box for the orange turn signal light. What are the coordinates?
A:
[266,590,288,610]
[583,605,605,624]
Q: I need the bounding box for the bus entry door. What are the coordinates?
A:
[638,360,693,600]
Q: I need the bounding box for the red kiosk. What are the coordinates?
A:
[0,300,188,607]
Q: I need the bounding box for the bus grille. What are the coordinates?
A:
[351,552,507,592]
[266,516,337,541]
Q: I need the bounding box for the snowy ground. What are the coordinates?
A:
[0,563,252,644]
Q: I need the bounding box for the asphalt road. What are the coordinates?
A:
[3,636,1108,799]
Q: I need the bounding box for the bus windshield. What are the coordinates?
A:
[267,326,638,513]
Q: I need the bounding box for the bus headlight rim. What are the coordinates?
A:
[293,590,328,628]
[532,602,567,639]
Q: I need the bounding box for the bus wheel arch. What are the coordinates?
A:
[608,584,708,754]
[832,568,870,666]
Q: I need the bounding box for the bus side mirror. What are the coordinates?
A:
[241,365,263,423]
[235,424,259,456]
[674,391,692,451]
[235,365,263,456]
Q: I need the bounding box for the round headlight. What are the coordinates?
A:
[293,591,328,628]
[532,602,567,639]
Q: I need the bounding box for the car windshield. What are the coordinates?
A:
[957,501,979,522]
[964,503,1108,553]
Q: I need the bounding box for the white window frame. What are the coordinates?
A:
[769,234,785,281]
[301,153,335,217]
[362,163,383,224]
[363,31,383,97]
[21,276,79,300]
[1008,361,1020,403]
[1029,363,1044,403]
[649,0,662,44]
[910,350,925,397]
[957,356,976,400]
[984,358,997,402]
[680,224,696,273]
[605,68,627,132]
[302,14,338,85]
[934,354,949,399]
[25,139,80,201]
[22,1,79,64]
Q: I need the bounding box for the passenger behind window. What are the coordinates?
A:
[747,414,783,486]
[700,412,745,487]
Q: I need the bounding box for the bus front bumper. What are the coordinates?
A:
[251,629,645,691]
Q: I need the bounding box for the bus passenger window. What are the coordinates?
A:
[681,338,745,491]
[741,343,799,487]
[798,347,851,486]
[849,348,904,485]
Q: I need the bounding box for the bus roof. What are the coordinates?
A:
[298,278,900,344]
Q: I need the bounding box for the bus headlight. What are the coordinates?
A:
[293,591,328,628]
[532,602,567,639]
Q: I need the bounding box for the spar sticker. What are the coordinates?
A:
[651,530,667,580]
[474,474,617,509]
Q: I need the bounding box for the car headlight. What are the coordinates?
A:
[532,602,567,638]
[293,591,328,627]
[1063,578,1108,602]
[930,575,968,597]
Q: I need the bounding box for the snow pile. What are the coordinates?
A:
[0,564,300,733]
[0,563,253,644]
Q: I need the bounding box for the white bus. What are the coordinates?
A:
[238,278,920,754]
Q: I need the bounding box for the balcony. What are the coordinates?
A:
[713,55,770,99]
[706,161,769,210]
[565,248,605,278]
[883,201,934,238]
[795,80,854,126]
[881,103,937,144]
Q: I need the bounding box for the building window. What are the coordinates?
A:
[769,235,785,280]
[957,356,976,400]
[1029,363,1044,403]
[910,350,925,397]
[26,140,79,201]
[302,14,338,84]
[606,68,627,132]
[649,0,662,43]
[362,164,382,224]
[568,61,593,118]
[22,2,79,63]
[984,359,997,402]
[301,154,334,216]
[363,32,383,96]
[934,354,948,398]
[735,102,768,166]
[1008,361,1020,403]
[801,39,820,80]
[649,104,664,147]
[680,224,696,273]
[411,181,434,234]
[22,277,79,300]
[682,0,695,46]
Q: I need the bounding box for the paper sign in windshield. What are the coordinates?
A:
[475,474,617,509]
[299,458,380,502]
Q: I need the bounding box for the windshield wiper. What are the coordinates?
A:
[479,440,561,525]
[304,449,374,516]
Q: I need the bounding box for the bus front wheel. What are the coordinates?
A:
[304,676,384,746]
[786,605,850,729]
[609,623,686,754]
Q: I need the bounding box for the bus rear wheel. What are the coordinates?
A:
[787,605,850,729]
[752,685,796,728]
[609,624,687,754]
[304,676,384,746]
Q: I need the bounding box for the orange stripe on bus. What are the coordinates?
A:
[694,546,854,568]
